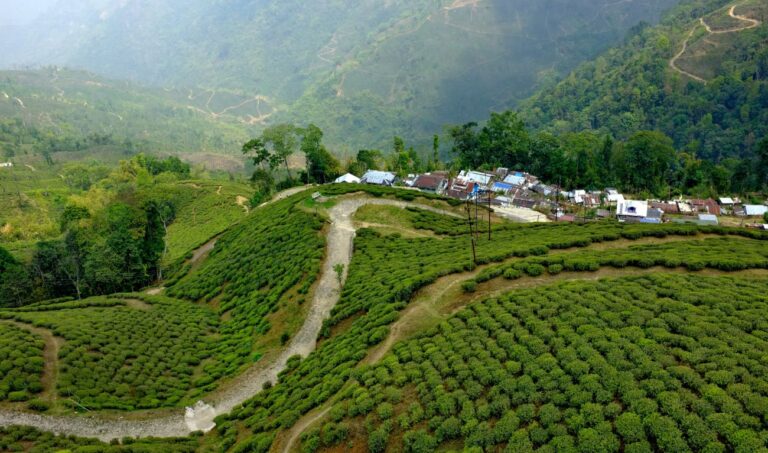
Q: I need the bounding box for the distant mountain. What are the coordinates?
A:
[1,0,681,150]
[520,0,768,161]
[0,68,253,157]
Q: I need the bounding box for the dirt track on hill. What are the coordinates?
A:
[0,196,459,442]
[670,3,762,83]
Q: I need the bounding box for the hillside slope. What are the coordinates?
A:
[0,0,680,149]
[520,0,768,161]
[0,69,255,157]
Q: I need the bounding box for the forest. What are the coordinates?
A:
[449,110,768,197]
[0,154,228,307]
[520,0,768,166]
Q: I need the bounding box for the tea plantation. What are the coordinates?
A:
[0,323,44,403]
[214,206,768,452]
[307,273,768,452]
[3,187,768,453]
[0,193,326,410]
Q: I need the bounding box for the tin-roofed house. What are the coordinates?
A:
[412,173,448,194]
[361,170,396,186]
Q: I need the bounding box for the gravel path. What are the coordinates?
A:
[0,197,458,442]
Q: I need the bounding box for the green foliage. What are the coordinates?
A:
[0,425,198,452]
[0,323,44,401]
[0,295,217,409]
[521,0,768,188]
[0,69,253,157]
[324,273,768,451]
[166,194,325,387]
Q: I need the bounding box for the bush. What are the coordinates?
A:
[503,268,523,280]
[27,399,50,412]
[547,264,563,275]
[462,281,478,293]
[524,264,545,277]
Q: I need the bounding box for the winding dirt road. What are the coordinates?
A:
[0,196,459,442]
[670,3,762,83]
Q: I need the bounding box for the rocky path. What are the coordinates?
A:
[0,196,458,442]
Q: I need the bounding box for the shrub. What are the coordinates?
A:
[616,412,645,443]
[547,264,563,275]
[524,264,545,277]
[503,268,522,280]
[27,399,50,412]
[462,281,478,293]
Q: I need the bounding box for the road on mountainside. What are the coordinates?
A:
[670,3,762,83]
[0,196,459,442]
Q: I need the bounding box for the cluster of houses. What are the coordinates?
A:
[333,169,768,228]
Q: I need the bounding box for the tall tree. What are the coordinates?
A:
[262,124,300,181]
[301,124,340,184]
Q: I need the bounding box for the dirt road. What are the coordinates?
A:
[670,3,761,83]
[0,196,458,442]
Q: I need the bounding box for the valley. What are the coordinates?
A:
[0,0,768,451]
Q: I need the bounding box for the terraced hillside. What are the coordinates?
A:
[1,186,768,453]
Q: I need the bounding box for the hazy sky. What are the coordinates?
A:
[0,0,58,26]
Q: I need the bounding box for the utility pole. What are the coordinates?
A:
[555,177,561,222]
[488,189,492,240]
[474,188,479,240]
[465,198,477,267]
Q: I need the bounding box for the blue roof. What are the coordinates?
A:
[493,182,513,191]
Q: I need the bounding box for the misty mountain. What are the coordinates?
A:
[2,0,680,150]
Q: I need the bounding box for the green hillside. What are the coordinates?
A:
[520,0,768,161]
[0,68,254,157]
[1,187,768,451]
[1,0,681,150]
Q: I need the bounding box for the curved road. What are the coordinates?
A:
[670,3,762,83]
[0,197,459,442]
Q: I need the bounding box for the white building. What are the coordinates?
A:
[361,170,396,186]
[460,170,494,186]
[334,173,361,184]
[617,200,649,218]
[0,162,12,168]
[744,205,768,217]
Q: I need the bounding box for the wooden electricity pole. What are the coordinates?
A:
[488,189,492,240]
[465,199,477,266]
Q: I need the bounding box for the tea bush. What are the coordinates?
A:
[318,274,768,451]
[0,323,44,402]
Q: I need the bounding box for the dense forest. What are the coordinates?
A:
[521,0,768,162]
[0,155,192,307]
[448,110,768,196]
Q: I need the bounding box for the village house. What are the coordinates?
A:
[491,181,514,194]
[690,199,721,216]
[650,201,679,214]
[582,193,601,208]
[460,170,494,187]
[361,170,396,186]
[744,205,768,217]
[605,189,624,204]
[616,200,649,220]
[503,172,527,187]
[445,178,479,200]
[412,173,448,194]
